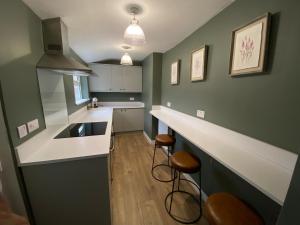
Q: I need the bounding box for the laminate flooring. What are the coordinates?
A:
[110,131,209,225]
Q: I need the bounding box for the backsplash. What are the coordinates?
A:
[90,92,142,102]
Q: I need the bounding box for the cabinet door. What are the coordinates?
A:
[113,109,124,132]
[88,64,111,92]
[123,66,142,92]
[110,65,124,92]
[121,108,144,132]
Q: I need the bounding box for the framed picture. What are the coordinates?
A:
[229,13,271,76]
[190,45,208,81]
[171,60,180,85]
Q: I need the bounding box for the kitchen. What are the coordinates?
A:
[0,0,299,225]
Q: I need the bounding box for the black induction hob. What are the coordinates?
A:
[54,122,108,139]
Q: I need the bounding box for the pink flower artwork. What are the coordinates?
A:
[240,36,255,63]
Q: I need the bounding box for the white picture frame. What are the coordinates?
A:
[171,60,180,85]
[190,46,208,81]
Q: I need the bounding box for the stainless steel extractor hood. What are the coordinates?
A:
[37,18,91,76]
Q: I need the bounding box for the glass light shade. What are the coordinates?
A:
[120,53,133,65]
[124,19,146,46]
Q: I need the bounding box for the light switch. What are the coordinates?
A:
[17,124,28,138]
[167,102,171,107]
[197,110,205,119]
[27,119,39,133]
[0,161,3,172]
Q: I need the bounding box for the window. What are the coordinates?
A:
[73,75,89,105]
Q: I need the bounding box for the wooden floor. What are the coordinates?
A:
[110,132,209,225]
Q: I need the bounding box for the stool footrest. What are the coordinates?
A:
[165,190,202,224]
[151,164,177,182]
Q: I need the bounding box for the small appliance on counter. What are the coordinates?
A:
[92,97,98,108]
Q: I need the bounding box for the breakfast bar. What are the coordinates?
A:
[150,106,298,205]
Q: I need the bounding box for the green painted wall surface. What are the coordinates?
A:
[142,54,154,138]
[152,54,162,105]
[91,92,142,102]
[0,0,46,147]
[161,0,300,154]
[142,53,162,139]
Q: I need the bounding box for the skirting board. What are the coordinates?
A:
[156,146,208,202]
[143,131,155,145]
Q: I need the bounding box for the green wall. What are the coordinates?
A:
[142,53,162,139]
[157,0,300,224]
[0,0,46,147]
[0,0,91,145]
[161,0,300,154]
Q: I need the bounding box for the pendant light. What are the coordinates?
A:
[124,6,146,46]
[120,52,133,65]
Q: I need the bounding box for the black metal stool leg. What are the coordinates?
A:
[199,171,202,217]
[165,170,202,224]
[177,172,181,191]
[151,143,177,183]
[168,169,177,213]
[151,143,157,172]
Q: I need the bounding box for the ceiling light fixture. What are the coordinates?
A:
[120,53,133,65]
[124,6,146,46]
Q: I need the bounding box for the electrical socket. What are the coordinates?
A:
[129,97,135,101]
[27,119,39,133]
[0,161,3,172]
[197,110,205,119]
[17,124,27,138]
[167,102,171,107]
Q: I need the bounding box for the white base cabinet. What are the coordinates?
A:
[89,64,142,93]
[113,108,144,132]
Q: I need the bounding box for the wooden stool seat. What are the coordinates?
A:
[155,134,175,146]
[171,151,201,173]
[204,193,263,225]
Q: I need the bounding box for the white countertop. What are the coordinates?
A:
[98,101,144,109]
[16,107,113,167]
[150,106,298,205]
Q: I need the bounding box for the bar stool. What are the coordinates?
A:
[151,134,176,182]
[165,151,202,224]
[204,193,263,225]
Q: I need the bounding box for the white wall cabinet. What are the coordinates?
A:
[113,108,144,133]
[123,66,142,92]
[89,64,112,92]
[110,65,124,92]
[89,64,142,93]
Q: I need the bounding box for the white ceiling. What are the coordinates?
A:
[22,0,233,63]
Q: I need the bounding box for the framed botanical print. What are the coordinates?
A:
[171,60,180,85]
[229,13,271,76]
[190,45,208,81]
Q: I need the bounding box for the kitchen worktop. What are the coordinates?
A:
[16,107,113,167]
[150,106,298,205]
[98,101,145,108]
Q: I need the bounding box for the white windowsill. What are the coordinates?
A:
[75,98,90,105]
